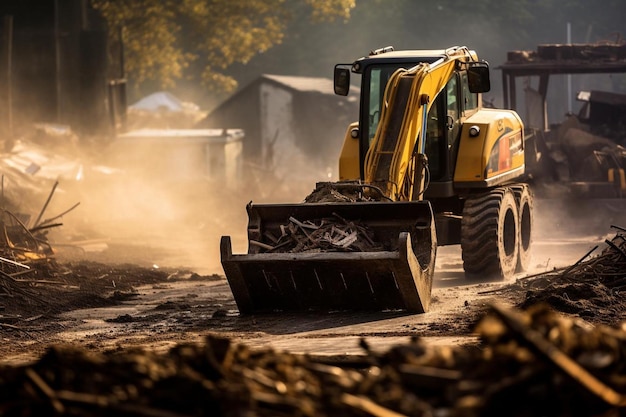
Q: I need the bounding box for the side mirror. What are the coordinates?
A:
[334,65,351,96]
[467,61,491,93]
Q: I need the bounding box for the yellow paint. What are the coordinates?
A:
[608,168,626,190]
[338,122,361,180]
[454,109,524,183]
[364,50,465,200]
[337,47,526,193]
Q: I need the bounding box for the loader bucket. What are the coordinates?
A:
[220,201,437,314]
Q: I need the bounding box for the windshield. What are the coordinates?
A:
[359,58,443,178]
[365,64,407,145]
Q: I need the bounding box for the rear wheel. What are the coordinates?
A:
[511,184,533,273]
[461,187,519,279]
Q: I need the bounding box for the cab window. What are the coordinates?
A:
[425,75,462,181]
[446,76,459,121]
[368,68,383,144]
[367,66,400,144]
[461,72,478,112]
[425,92,445,180]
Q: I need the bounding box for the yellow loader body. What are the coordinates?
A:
[222,46,531,314]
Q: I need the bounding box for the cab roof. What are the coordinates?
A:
[350,47,478,73]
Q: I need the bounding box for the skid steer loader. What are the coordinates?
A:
[221,46,533,314]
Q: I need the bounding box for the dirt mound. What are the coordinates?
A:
[0,260,200,319]
[495,227,626,327]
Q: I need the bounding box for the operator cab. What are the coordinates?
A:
[334,47,490,199]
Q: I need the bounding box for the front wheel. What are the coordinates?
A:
[461,187,519,280]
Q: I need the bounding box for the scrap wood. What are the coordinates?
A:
[33,201,80,231]
[559,244,599,279]
[2,304,626,416]
[0,322,36,339]
[32,180,58,229]
[261,214,382,253]
[249,240,275,251]
[397,364,461,389]
[0,180,75,293]
[341,393,408,417]
[29,222,63,234]
[25,367,191,417]
[331,230,358,248]
[0,209,55,264]
[0,270,49,305]
[304,182,392,203]
[488,227,626,325]
[491,303,626,407]
[288,216,320,230]
[0,255,31,270]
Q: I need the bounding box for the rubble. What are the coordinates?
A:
[492,226,626,326]
[253,213,384,253]
[545,112,626,189]
[0,302,625,416]
[0,177,177,323]
[250,182,390,253]
[501,42,626,206]
[0,177,83,263]
[0,186,625,415]
[303,182,391,203]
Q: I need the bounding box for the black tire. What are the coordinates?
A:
[461,187,519,279]
[511,184,534,273]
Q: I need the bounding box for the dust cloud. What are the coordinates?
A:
[38,135,331,276]
[526,193,622,277]
[12,132,616,285]
[53,165,618,277]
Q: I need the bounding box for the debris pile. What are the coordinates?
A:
[528,88,626,202]
[0,179,85,318]
[538,110,626,192]
[254,214,383,253]
[497,226,626,326]
[0,179,188,324]
[0,207,54,271]
[0,259,180,323]
[303,182,390,203]
[250,181,386,253]
[503,42,626,202]
[0,303,625,416]
[252,182,390,253]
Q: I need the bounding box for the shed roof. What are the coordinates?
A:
[198,73,359,128]
[261,74,336,94]
[117,128,243,144]
[130,91,201,112]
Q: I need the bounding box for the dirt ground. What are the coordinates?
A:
[0,242,495,365]
[0,213,621,365]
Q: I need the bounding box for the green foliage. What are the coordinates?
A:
[305,0,355,22]
[91,0,355,94]
[92,0,624,101]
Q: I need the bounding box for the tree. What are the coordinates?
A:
[91,0,355,95]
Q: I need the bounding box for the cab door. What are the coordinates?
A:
[447,71,480,183]
[423,74,462,197]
